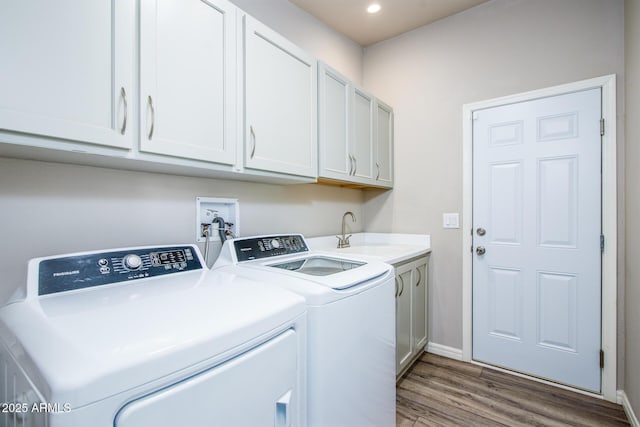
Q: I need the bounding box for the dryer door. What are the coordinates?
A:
[115,329,298,427]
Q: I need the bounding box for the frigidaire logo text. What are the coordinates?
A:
[52,270,79,277]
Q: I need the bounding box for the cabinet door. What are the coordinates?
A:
[0,0,134,149]
[318,63,351,180]
[243,16,317,178]
[140,0,236,165]
[413,257,429,352]
[375,99,394,188]
[352,88,374,182]
[396,263,413,374]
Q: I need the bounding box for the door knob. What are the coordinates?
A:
[476,246,486,255]
[476,227,486,236]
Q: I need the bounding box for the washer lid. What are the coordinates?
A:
[262,253,391,290]
[0,269,305,408]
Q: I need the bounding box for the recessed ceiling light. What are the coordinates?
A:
[367,3,381,14]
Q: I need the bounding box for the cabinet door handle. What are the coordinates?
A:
[147,95,155,140]
[250,126,256,159]
[399,275,405,297]
[416,268,422,287]
[120,87,127,135]
[348,155,354,175]
[395,278,399,297]
[353,156,357,175]
[376,162,380,180]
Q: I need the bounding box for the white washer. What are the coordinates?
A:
[213,234,396,427]
[0,244,306,427]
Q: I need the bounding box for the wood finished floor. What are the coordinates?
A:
[396,353,629,427]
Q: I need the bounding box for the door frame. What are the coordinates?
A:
[461,74,617,402]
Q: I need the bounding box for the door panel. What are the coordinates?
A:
[489,162,523,245]
[537,272,577,352]
[472,88,601,392]
[318,63,350,178]
[243,16,317,177]
[353,89,374,181]
[488,267,522,341]
[0,0,134,149]
[413,259,428,351]
[140,0,236,164]
[395,264,413,374]
[375,100,394,186]
[537,156,578,247]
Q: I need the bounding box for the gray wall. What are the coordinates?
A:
[625,0,640,416]
[0,0,366,303]
[361,0,625,377]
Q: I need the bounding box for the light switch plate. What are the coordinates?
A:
[443,213,460,229]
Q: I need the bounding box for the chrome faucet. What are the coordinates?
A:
[337,211,356,248]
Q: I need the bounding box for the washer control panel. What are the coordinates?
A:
[234,235,309,261]
[38,246,202,296]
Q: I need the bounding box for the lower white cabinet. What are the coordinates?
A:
[395,254,429,379]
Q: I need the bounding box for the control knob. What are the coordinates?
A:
[271,239,280,249]
[123,254,143,270]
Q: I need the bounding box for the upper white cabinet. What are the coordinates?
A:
[242,15,317,178]
[352,88,375,182]
[317,62,393,189]
[375,99,394,186]
[318,63,351,181]
[0,2,323,184]
[139,0,236,165]
[0,0,135,150]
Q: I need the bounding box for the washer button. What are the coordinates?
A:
[123,254,143,270]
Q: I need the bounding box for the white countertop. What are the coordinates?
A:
[306,233,431,265]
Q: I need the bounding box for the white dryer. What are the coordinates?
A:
[0,245,306,427]
[213,234,396,427]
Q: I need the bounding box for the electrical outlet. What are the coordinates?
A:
[196,197,239,243]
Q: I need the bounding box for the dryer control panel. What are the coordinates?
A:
[234,235,309,261]
[38,246,202,295]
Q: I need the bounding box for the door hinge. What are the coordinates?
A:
[600,349,605,368]
[600,234,605,253]
[600,118,605,136]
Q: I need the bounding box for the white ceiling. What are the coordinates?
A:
[288,0,490,46]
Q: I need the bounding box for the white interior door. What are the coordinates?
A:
[472,88,602,392]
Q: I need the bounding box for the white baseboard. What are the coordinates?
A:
[620,390,639,427]
[426,342,463,361]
